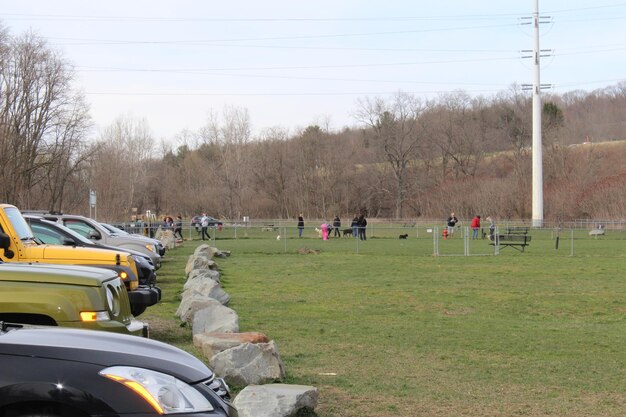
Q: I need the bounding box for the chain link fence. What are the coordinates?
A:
[113,218,626,257]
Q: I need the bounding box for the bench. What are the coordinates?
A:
[491,234,532,252]
[261,224,278,232]
[504,226,529,235]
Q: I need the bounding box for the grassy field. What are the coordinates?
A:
[143,232,626,417]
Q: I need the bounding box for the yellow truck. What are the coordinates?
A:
[0,204,160,316]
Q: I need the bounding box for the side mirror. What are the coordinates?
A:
[88,230,101,240]
[0,232,15,259]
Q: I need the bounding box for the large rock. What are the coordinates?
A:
[176,295,223,323]
[187,268,221,285]
[209,341,286,386]
[185,254,218,275]
[194,332,269,359]
[194,244,231,259]
[234,384,319,417]
[156,229,177,249]
[192,304,239,335]
[194,244,217,258]
[182,278,230,305]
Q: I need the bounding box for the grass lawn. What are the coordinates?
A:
[143,233,626,417]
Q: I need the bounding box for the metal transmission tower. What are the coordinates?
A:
[522,0,551,227]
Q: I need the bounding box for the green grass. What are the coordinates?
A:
[143,234,626,417]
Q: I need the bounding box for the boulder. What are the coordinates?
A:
[176,295,223,323]
[187,268,221,285]
[185,255,218,275]
[155,229,177,249]
[182,278,230,305]
[192,304,239,335]
[194,244,231,259]
[194,244,217,258]
[194,332,269,359]
[209,341,286,386]
[234,384,319,417]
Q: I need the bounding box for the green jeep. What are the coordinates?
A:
[0,262,147,336]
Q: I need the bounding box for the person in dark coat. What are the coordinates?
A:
[333,215,341,237]
[174,215,183,240]
[297,214,304,238]
[357,214,367,241]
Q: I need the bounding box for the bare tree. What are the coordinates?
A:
[0,30,91,209]
[88,116,154,219]
[200,106,251,220]
[355,92,427,218]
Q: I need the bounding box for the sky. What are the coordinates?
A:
[1,1,625,141]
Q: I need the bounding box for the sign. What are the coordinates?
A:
[89,190,96,207]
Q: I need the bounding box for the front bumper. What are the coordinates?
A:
[128,286,162,308]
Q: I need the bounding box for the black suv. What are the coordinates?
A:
[0,322,238,417]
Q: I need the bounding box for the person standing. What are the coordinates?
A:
[333,215,341,237]
[351,214,359,238]
[447,212,459,236]
[174,215,183,240]
[200,213,210,241]
[297,214,304,238]
[471,215,481,240]
[357,214,367,241]
[486,216,496,240]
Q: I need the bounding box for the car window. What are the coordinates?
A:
[63,219,97,238]
[30,224,65,245]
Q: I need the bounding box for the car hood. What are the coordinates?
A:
[0,263,115,286]
[0,327,213,383]
[29,243,129,263]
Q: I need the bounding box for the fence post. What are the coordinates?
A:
[570,229,574,257]
[434,226,439,256]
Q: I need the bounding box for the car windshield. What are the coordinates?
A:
[6,207,35,240]
[101,223,129,235]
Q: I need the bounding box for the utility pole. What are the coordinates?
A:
[531,0,543,228]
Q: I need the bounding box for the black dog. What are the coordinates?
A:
[399,234,408,239]
[342,228,353,237]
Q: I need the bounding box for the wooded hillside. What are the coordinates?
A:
[1,29,625,222]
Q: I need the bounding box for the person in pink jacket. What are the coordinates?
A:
[321,223,329,240]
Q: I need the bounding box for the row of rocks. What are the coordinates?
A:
[176,244,319,417]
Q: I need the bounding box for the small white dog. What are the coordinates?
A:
[314,227,322,238]
[276,235,281,240]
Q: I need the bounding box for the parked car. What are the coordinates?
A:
[24,212,163,269]
[24,214,156,286]
[191,215,223,231]
[0,323,237,416]
[0,205,157,317]
[0,262,147,336]
[101,222,166,257]
[23,215,160,309]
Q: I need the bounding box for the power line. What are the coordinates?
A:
[3,3,626,22]
[73,55,520,73]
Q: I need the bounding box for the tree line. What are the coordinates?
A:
[1,28,625,223]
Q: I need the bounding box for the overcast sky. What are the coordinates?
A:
[1,1,625,141]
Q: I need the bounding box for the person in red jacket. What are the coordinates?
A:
[471,215,481,239]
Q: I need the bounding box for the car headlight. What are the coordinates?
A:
[100,366,214,414]
[145,244,156,253]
